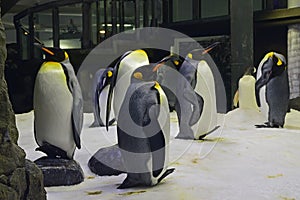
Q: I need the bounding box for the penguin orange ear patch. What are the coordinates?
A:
[173,60,180,66]
[107,70,113,78]
[133,72,143,80]
[277,58,283,66]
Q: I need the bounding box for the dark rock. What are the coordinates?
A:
[0,10,46,200]
[88,144,125,176]
[34,157,84,187]
[0,175,8,185]
[0,183,18,200]
[25,160,47,200]
[10,168,27,199]
[289,97,300,111]
[0,142,26,175]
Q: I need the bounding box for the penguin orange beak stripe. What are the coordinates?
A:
[153,62,165,72]
[42,47,55,56]
[202,42,220,55]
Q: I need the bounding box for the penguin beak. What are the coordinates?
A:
[42,47,55,56]
[202,42,220,55]
[94,69,113,128]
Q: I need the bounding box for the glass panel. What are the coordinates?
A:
[254,0,263,11]
[124,1,135,31]
[91,2,98,45]
[19,16,30,60]
[59,3,82,49]
[33,10,53,47]
[172,0,193,22]
[201,0,228,18]
[98,1,106,42]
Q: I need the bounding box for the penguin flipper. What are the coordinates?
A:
[71,85,83,149]
[255,122,281,128]
[62,61,83,149]
[117,175,143,189]
[183,89,203,126]
[92,69,106,128]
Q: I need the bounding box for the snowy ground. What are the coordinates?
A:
[16,108,300,200]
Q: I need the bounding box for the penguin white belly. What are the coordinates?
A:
[113,50,149,120]
[34,64,75,158]
[193,60,217,138]
[238,75,259,110]
[150,84,170,184]
[259,85,269,121]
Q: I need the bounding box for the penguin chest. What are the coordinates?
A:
[193,60,217,137]
[33,63,75,155]
[239,75,259,110]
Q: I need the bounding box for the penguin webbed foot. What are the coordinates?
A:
[157,168,175,184]
[89,118,116,128]
[36,142,70,159]
[197,126,220,140]
[117,174,144,189]
[255,122,282,128]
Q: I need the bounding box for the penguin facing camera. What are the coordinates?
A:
[255,52,290,128]
[115,64,174,189]
[33,46,83,159]
[233,67,259,110]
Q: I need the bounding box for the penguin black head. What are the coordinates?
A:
[41,46,69,62]
[131,64,158,83]
[269,52,287,77]
[256,52,287,99]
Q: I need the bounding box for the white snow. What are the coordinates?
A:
[16,108,300,200]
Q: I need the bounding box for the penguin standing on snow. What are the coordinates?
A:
[175,43,219,140]
[33,46,83,159]
[233,67,259,110]
[106,64,174,189]
[255,52,290,128]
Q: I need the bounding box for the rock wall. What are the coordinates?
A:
[288,25,300,99]
[0,5,46,200]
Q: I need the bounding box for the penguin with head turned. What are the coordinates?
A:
[90,67,115,127]
[255,52,290,128]
[33,46,83,159]
[106,62,174,189]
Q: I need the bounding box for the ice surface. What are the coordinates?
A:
[16,109,300,200]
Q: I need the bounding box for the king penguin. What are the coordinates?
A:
[114,64,175,189]
[175,42,219,140]
[90,67,115,127]
[233,67,259,110]
[255,52,290,128]
[33,46,83,159]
